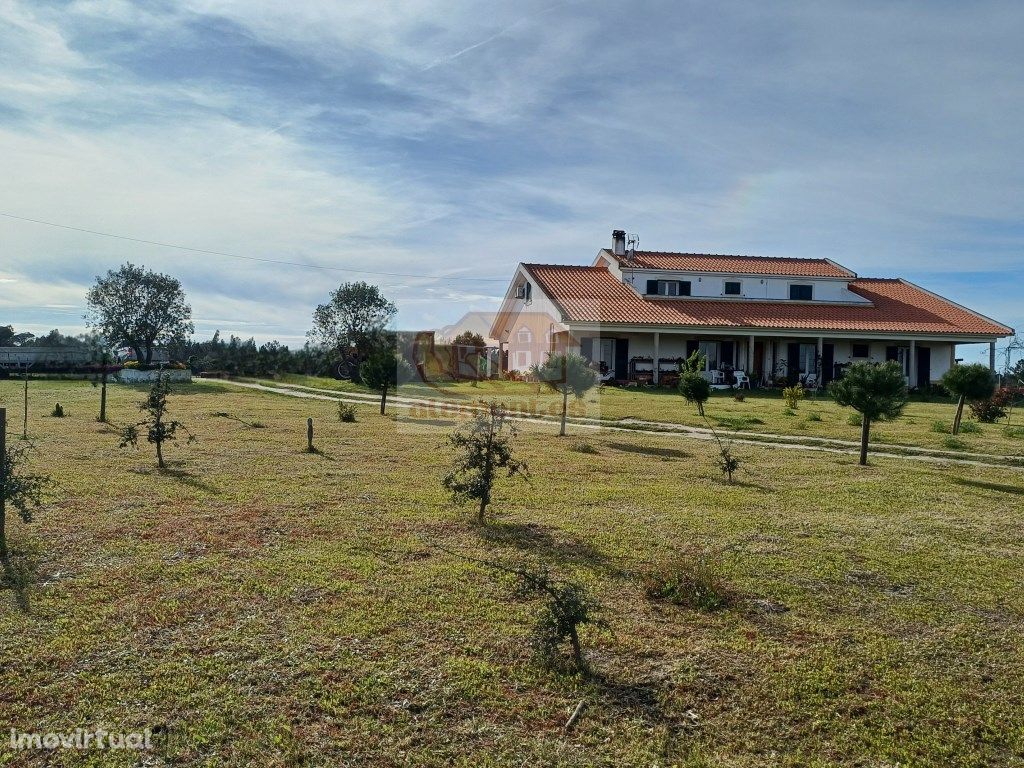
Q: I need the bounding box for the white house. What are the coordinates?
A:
[490,230,1014,387]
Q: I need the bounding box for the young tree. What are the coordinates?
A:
[0,414,49,559]
[942,363,997,435]
[829,361,908,465]
[309,282,396,380]
[120,375,195,469]
[678,350,711,416]
[443,402,528,523]
[359,348,412,415]
[86,263,194,365]
[531,353,599,437]
[89,340,116,423]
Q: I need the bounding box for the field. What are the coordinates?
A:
[274,373,1024,458]
[1,379,1024,767]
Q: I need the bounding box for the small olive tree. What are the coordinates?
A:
[0,443,49,559]
[359,348,413,415]
[830,361,908,465]
[678,350,711,416]
[443,402,528,523]
[120,374,195,469]
[531,353,598,437]
[942,363,996,435]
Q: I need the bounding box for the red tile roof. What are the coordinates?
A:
[605,250,855,278]
[523,264,1012,336]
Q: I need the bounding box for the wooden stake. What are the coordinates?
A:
[307,417,314,452]
[564,699,586,733]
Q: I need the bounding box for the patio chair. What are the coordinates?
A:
[803,373,819,391]
[733,370,751,389]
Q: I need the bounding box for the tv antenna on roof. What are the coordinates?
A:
[626,233,639,261]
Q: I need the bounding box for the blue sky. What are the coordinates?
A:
[0,0,1021,365]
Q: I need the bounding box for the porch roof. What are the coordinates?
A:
[522,264,1013,337]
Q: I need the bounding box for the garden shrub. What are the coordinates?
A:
[958,421,981,434]
[782,386,804,409]
[806,412,822,422]
[338,402,357,423]
[930,419,950,434]
[942,436,967,450]
[51,403,66,418]
[644,552,733,612]
[569,440,599,454]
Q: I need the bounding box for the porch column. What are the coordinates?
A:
[909,340,916,386]
[817,336,824,378]
[990,341,997,372]
[653,331,660,384]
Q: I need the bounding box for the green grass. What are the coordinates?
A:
[2,380,1024,766]
[271,374,1024,458]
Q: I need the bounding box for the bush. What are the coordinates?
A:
[569,440,599,454]
[1004,426,1024,439]
[958,420,981,434]
[338,403,357,423]
[782,386,804,409]
[930,419,950,434]
[644,552,733,612]
[806,412,822,422]
[847,413,863,426]
[51,403,66,418]
[943,436,967,450]
[969,388,1022,423]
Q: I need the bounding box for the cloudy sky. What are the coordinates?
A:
[1,0,1021,362]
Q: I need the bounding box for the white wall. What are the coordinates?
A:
[621,271,870,304]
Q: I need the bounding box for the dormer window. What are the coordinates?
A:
[724,281,742,296]
[789,284,813,300]
[646,280,691,297]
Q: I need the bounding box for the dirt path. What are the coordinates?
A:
[218,379,1024,471]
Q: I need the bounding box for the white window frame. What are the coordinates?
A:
[723,280,742,296]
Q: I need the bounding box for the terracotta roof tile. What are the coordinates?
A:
[606,250,855,278]
[523,264,1012,336]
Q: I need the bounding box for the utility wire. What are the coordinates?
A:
[0,211,510,283]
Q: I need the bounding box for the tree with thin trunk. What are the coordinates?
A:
[829,361,908,465]
[678,350,711,416]
[359,347,413,415]
[120,374,195,469]
[531,353,598,437]
[86,263,193,365]
[90,342,116,423]
[443,402,528,523]
[941,363,996,435]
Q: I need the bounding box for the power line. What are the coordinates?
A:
[0,211,511,283]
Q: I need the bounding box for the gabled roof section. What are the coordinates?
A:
[603,249,856,278]
[522,264,1013,337]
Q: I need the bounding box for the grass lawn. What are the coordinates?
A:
[271,373,1024,458]
[1,379,1023,766]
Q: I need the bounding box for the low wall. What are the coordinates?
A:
[115,368,193,384]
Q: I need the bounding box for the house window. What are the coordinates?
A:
[516,326,532,345]
[789,284,813,300]
[799,343,817,374]
[852,343,869,358]
[698,341,719,370]
[514,350,531,369]
[646,280,692,296]
[724,281,741,296]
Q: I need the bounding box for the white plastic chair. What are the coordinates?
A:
[734,370,751,389]
[803,373,819,391]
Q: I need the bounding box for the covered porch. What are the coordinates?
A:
[573,330,970,389]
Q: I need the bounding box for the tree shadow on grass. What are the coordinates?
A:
[603,442,691,460]
[477,522,623,577]
[0,547,38,613]
[954,478,1024,496]
[156,468,220,495]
